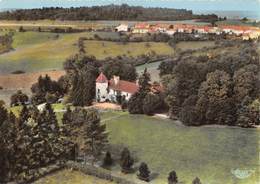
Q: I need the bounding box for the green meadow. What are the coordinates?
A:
[34,169,115,184]
[83,40,174,59]
[0,32,87,74]
[10,105,259,184]
[103,112,259,184]
[0,31,173,74]
[0,30,215,75]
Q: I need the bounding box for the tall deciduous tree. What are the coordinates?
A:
[233,65,259,102]
[196,70,235,125]
[128,68,151,114]
[143,93,163,115]
[101,60,137,82]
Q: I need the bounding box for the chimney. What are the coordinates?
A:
[113,76,120,85]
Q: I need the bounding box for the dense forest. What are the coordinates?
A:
[0,4,218,21]
[159,41,260,127]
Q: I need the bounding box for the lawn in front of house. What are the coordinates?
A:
[102,112,259,184]
[8,107,258,184]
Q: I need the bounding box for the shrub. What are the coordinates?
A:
[19,26,26,32]
[192,177,202,184]
[0,100,5,106]
[11,70,25,74]
[120,148,134,173]
[10,90,29,106]
[137,162,150,182]
[168,170,178,184]
[103,151,113,167]
[45,93,59,104]
[143,93,163,115]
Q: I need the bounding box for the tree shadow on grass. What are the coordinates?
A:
[150,172,160,181]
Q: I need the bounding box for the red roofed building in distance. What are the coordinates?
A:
[132,23,151,34]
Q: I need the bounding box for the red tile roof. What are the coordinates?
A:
[219,25,255,32]
[135,23,151,29]
[109,79,139,94]
[96,72,108,83]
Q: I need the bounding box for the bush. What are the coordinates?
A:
[121,99,128,110]
[11,70,25,74]
[10,90,29,106]
[168,170,178,184]
[0,100,5,106]
[31,75,64,105]
[103,151,113,167]
[137,162,150,182]
[143,93,163,115]
[120,148,134,173]
[192,177,202,184]
[127,93,143,114]
[19,26,26,32]
[45,93,59,104]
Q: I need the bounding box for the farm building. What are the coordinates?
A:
[115,24,130,32]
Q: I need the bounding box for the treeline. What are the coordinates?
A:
[0,104,74,182]
[159,42,260,127]
[128,69,166,115]
[85,32,225,44]
[0,4,217,21]
[0,103,108,183]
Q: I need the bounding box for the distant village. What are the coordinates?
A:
[115,23,260,40]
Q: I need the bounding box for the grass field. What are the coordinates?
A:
[0,32,88,74]
[175,41,215,51]
[102,112,259,184]
[84,41,174,59]
[34,169,115,184]
[0,30,216,75]
[9,106,259,184]
[0,31,173,74]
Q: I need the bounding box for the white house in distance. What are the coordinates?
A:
[115,24,129,32]
[96,73,139,103]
